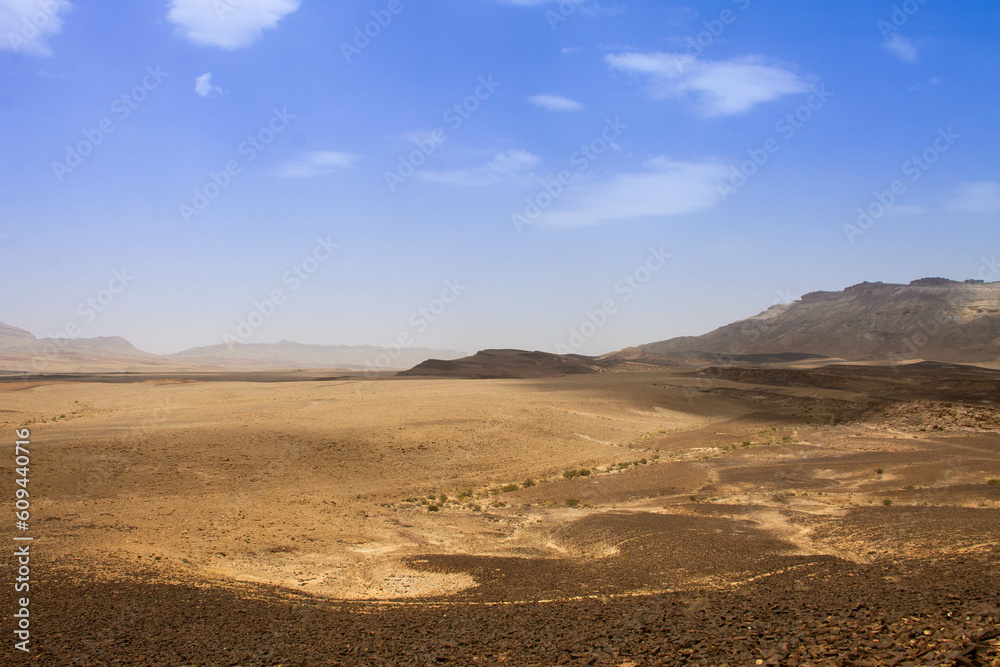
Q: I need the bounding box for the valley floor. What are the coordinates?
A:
[2,366,998,665]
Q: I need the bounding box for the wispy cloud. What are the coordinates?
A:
[194,72,223,97]
[606,52,811,116]
[275,151,359,178]
[948,181,1000,214]
[883,33,919,64]
[0,0,71,56]
[528,94,584,111]
[418,149,541,187]
[167,0,300,50]
[539,157,729,227]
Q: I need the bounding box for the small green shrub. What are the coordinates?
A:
[882,499,893,506]
[565,498,580,507]
[501,483,520,493]
[988,479,999,486]
[522,478,536,488]
[427,504,440,512]
[579,468,591,477]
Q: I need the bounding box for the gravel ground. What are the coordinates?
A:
[7,549,998,667]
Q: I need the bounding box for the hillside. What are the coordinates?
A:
[639,278,1000,364]
[399,349,616,379]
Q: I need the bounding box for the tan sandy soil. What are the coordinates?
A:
[1,366,998,664]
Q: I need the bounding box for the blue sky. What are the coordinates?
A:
[1,0,998,356]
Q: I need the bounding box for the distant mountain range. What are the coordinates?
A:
[6,277,998,375]
[0,323,463,373]
[638,278,1000,364]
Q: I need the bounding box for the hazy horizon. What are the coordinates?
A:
[2,1,999,356]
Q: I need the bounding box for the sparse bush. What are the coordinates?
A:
[882,499,893,506]
[565,498,580,507]
[438,494,448,503]
[563,469,580,479]
[579,468,591,477]
[470,504,481,511]
[689,495,699,503]
[427,504,440,512]
[522,478,536,488]
[875,468,885,476]
[903,485,914,490]
[501,483,519,493]
[639,459,647,465]
[988,479,999,486]
[743,441,751,447]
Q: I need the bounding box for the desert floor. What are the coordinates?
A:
[1,366,998,665]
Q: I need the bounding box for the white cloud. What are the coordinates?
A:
[275,151,359,178]
[167,0,300,50]
[528,94,584,112]
[539,157,729,227]
[948,181,1000,214]
[883,33,919,64]
[606,51,811,116]
[418,149,541,187]
[194,72,223,97]
[0,0,71,57]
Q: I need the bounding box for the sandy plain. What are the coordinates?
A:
[1,365,999,665]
